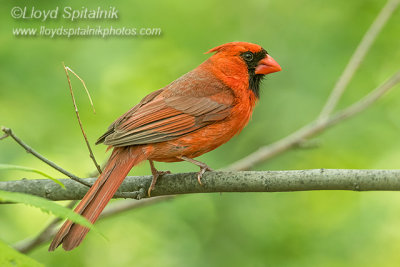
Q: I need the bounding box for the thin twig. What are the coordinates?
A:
[0,131,10,140]
[227,70,400,171]
[87,161,107,178]
[63,63,102,175]
[328,70,400,125]
[0,127,91,187]
[1,126,136,197]
[64,67,96,114]
[318,0,400,120]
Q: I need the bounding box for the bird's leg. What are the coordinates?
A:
[177,156,213,185]
[148,160,171,197]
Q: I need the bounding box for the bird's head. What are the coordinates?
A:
[206,42,281,97]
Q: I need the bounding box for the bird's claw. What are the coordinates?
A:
[148,170,171,197]
[197,166,213,185]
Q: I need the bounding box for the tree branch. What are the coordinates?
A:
[318,0,399,119]
[226,71,400,171]
[0,126,140,199]
[0,127,91,187]
[3,169,400,202]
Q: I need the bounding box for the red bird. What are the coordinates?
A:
[49,42,281,251]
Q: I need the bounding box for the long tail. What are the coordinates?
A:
[49,146,147,251]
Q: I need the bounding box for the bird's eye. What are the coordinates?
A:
[243,52,254,62]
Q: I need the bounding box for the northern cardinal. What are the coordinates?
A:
[49,42,281,251]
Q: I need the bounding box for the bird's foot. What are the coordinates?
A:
[196,165,213,185]
[177,156,212,185]
[148,160,171,197]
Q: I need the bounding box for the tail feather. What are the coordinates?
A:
[49,146,147,251]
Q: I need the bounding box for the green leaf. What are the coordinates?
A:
[0,239,43,267]
[0,190,95,231]
[0,164,65,188]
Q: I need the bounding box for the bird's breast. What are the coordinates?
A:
[148,92,257,162]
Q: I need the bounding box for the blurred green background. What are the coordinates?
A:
[1,0,400,266]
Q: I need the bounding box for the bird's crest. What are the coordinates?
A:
[206,42,263,54]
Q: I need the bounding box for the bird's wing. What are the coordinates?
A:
[96,71,234,147]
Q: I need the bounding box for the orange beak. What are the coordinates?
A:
[255,55,282,75]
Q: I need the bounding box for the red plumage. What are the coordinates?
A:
[49,42,281,251]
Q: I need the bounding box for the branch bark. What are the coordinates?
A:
[3,169,400,202]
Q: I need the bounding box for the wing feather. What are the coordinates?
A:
[96,69,234,147]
